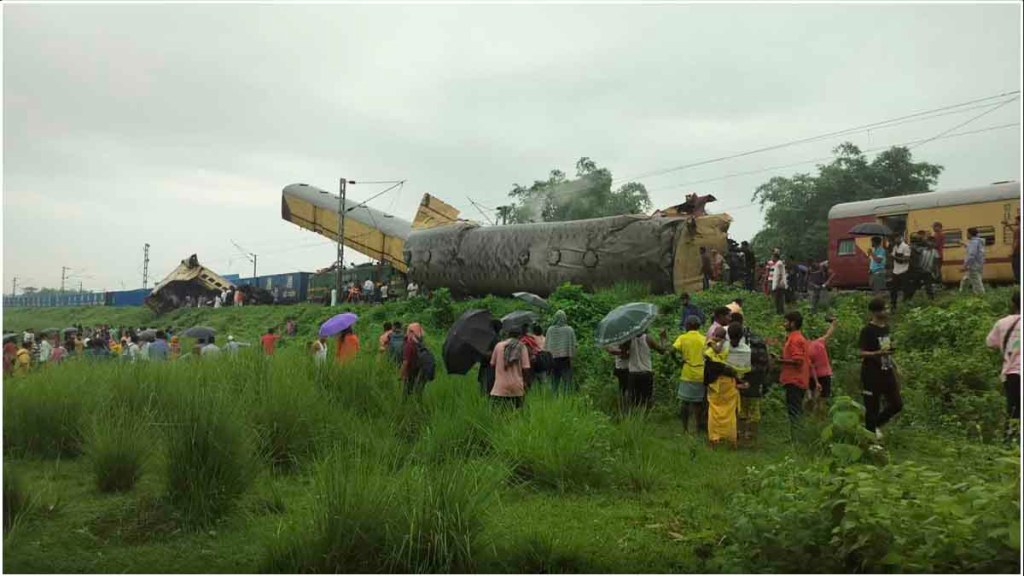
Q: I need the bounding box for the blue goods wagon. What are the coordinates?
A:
[105,289,151,307]
[254,272,310,304]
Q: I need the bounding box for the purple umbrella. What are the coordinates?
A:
[319,312,358,337]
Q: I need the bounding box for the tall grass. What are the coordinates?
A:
[415,378,495,462]
[490,393,616,491]
[86,410,151,492]
[162,381,254,526]
[263,446,502,573]
[3,465,28,534]
[613,411,661,492]
[3,366,87,458]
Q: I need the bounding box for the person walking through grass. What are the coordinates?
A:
[312,336,328,364]
[201,336,222,358]
[859,297,903,440]
[771,249,788,315]
[774,311,809,436]
[890,233,912,312]
[14,342,32,374]
[986,291,1020,443]
[960,227,986,294]
[606,342,631,411]
[673,315,707,435]
[378,322,393,353]
[261,327,280,356]
[706,306,731,341]
[400,323,427,395]
[335,326,360,365]
[169,335,181,360]
[677,292,705,329]
[869,236,887,295]
[149,331,170,361]
[490,325,531,410]
[545,310,577,394]
[478,319,503,396]
[4,342,17,376]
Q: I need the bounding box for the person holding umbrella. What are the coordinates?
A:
[491,325,531,410]
[545,310,577,394]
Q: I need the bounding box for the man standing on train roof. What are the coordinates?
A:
[890,233,911,312]
[960,227,986,295]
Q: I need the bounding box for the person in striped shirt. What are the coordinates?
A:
[544,310,577,394]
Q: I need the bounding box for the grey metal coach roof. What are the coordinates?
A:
[283,183,413,240]
[828,181,1021,219]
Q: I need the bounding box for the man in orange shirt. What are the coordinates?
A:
[774,311,809,435]
[260,327,280,355]
[336,327,360,364]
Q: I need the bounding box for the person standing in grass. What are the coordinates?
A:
[706,307,731,341]
[169,336,181,360]
[401,323,426,395]
[674,315,707,435]
[986,291,1020,442]
[149,331,170,361]
[960,227,986,294]
[125,336,141,362]
[378,322,393,353]
[261,327,280,356]
[677,292,705,329]
[388,321,405,365]
[4,342,18,376]
[311,335,328,364]
[478,319,503,396]
[625,328,668,411]
[15,342,33,374]
[606,342,631,410]
[808,316,838,413]
[868,236,887,295]
[859,297,903,440]
[704,324,746,449]
[771,249,788,315]
[37,334,53,365]
[50,336,66,364]
[490,325,531,410]
[545,310,577,394]
[201,336,222,358]
[774,311,810,434]
[335,327,360,365]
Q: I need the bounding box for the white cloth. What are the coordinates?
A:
[200,344,221,357]
[407,282,419,298]
[140,341,151,360]
[313,340,328,364]
[363,280,374,293]
[380,285,389,299]
[213,296,222,309]
[893,241,911,275]
[126,343,140,362]
[771,259,788,291]
[38,339,53,363]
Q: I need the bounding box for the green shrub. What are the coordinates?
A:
[249,367,329,472]
[415,378,494,462]
[612,411,661,492]
[490,394,615,490]
[489,532,594,573]
[163,384,254,526]
[722,455,1021,573]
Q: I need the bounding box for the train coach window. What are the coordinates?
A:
[976,226,996,246]
[943,230,963,248]
[837,239,856,256]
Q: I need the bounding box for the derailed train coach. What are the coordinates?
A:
[282,183,732,298]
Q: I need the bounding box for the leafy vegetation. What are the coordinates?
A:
[2,284,1019,572]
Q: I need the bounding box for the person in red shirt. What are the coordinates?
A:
[808,316,838,413]
[400,323,424,395]
[774,311,809,434]
[260,327,280,355]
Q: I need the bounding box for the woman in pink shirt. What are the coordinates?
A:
[986,291,1020,441]
[490,326,531,410]
[808,316,838,411]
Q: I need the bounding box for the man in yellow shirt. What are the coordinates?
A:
[673,315,707,434]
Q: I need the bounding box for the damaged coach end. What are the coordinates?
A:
[145,254,236,315]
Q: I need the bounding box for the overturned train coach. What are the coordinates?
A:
[282,183,731,298]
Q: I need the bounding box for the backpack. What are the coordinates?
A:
[533,350,553,373]
[745,328,771,393]
[416,342,436,383]
[388,332,406,364]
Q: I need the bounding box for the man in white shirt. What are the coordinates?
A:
[200,336,222,358]
[363,279,375,303]
[890,233,912,311]
[771,249,788,315]
[37,336,53,364]
[407,281,419,299]
[380,283,389,302]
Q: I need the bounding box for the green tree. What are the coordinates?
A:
[751,143,943,262]
[506,157,652,223]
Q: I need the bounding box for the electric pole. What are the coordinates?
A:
[12,277,17,297]
[142,243,150,289]
[336,177,348,299]
[60,266,69,293]
[231,241,257,282]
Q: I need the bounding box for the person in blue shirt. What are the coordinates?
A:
[960,227,986,294]
[148,331,171,361]
[678,292,705,329]
[868,236,887,295]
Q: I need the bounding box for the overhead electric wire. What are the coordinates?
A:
[614,90,1021,183]
[467,197,496,225]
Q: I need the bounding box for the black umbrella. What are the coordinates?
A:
[501,310,537,332]
[849,222,893,237]
[3,333,18,344]
[181,326,216,340]
[137,329,158,342]
[443,309,497,375]
[513,292,550,310]
[41,327,61,335]
[62,327,78,335]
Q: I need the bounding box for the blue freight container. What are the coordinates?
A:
[106,289,151,307]
[222,274,242,284]
[255,272,310,304]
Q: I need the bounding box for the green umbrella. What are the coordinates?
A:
[594,302,658,347]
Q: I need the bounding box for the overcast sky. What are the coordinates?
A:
[3,2,1021,293]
